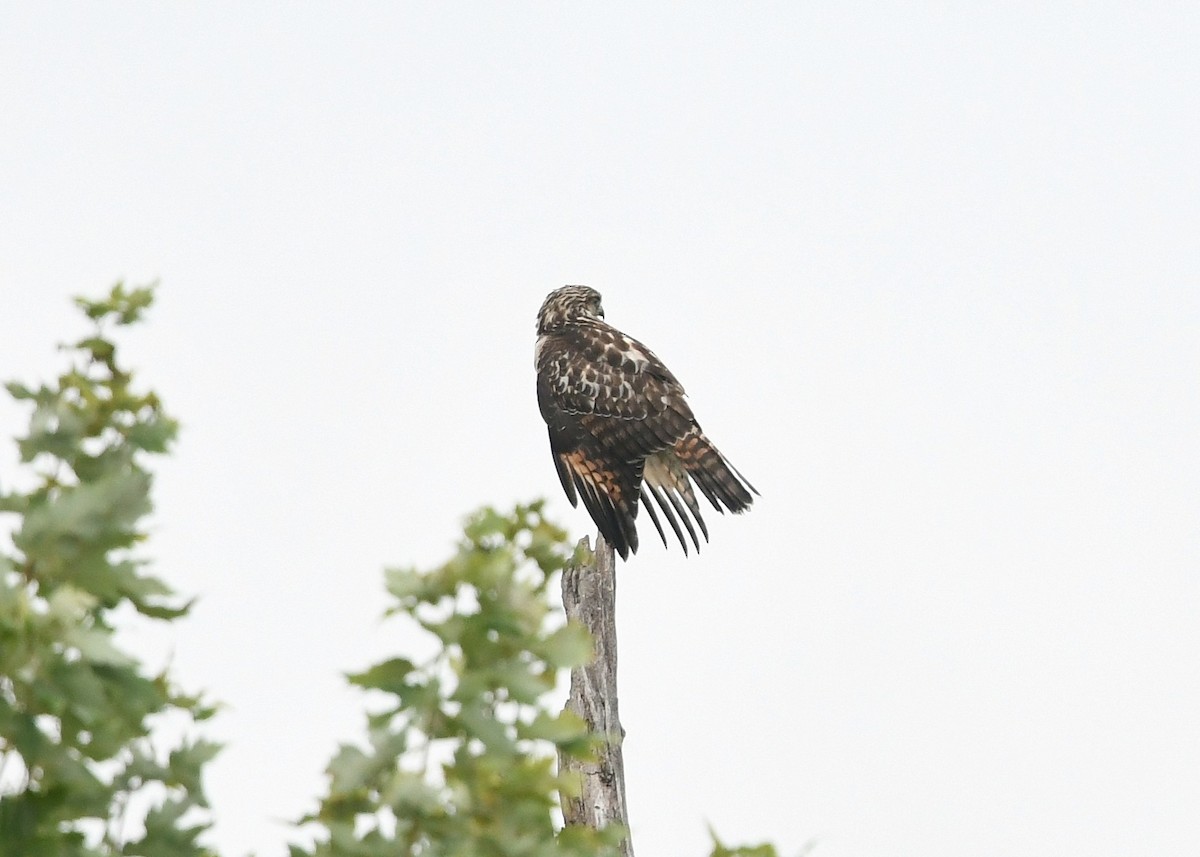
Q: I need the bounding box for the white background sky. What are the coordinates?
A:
[2,4,1198,856]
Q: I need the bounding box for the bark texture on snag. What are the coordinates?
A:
[558,534,633,857]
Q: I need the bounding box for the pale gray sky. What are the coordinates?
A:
[2,4,1198,856]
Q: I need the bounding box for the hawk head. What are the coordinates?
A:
[536,285,605,335]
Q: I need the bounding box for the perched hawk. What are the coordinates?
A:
[535,285,757,560]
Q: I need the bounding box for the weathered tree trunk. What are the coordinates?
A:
[558,534,634,857]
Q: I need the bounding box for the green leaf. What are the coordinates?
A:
[124,415,179,453]
[541,622,594,669]
[493,660,555,705]
[708,825,782,857]
[326,744,374,796]
[45,585,98,622]
[517,710,589,745]
[135,793,212,856]
[463,507,509,544]
[347,657,416,693]
[16,470,151,559]
[383,566,426,601]
[73,282,156,325]
[456,700,515,754]
[393,675,440,712]
[19,399,87,462]
[381,769,442,816]
[5,381,35,400]
[167,739,221,798]
[425,613,467,645]
[73,336,114,362]
[63,625,136,667]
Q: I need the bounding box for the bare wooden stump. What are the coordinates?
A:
[558,534,633,857]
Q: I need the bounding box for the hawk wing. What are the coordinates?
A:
[541,414,644,560]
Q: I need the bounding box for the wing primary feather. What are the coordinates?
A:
[644,480,701,555]
[638,486,672,552]
[565,454,637,560]
[553,457,578,507]
[643,483,688,555]
[659,480,706,549]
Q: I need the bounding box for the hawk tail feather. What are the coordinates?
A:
[643,452,708,554]
[675,430,758,514]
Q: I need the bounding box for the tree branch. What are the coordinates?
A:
[558,533,633,857]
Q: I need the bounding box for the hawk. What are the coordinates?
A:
[535,285,757,560]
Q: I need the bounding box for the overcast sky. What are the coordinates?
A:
[2,4,1198,856]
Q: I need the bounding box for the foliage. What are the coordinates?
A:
[291,502,624,857]
[708,826,790,857]
[0,283,787,857]
[0,284,219,857]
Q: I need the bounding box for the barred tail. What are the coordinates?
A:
[674,429,758,514]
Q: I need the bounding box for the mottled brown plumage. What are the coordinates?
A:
[535,285,757,560]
